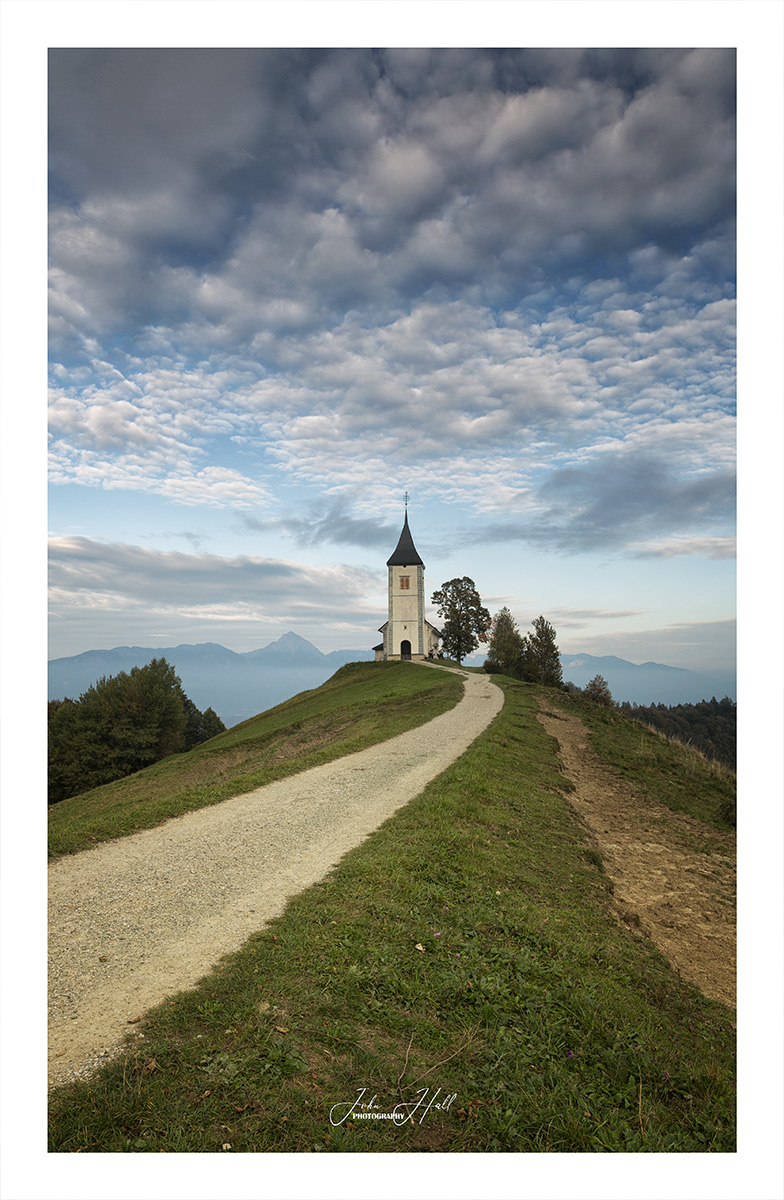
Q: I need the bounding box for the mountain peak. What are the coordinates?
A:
[277,631,316,648]
[243,632,327,664]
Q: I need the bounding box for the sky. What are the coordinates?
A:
[44,43,743,672]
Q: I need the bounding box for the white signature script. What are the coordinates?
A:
[329,1086,457,1127]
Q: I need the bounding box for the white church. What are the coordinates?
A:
[374,511,442,662]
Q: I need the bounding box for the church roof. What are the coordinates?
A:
[386,513,424,567]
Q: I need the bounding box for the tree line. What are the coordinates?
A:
[482,606,564,686]
[618,696,736,769]
[430,581,564,686]
[48,657,225,804]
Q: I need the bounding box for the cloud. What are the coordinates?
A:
[47,47,736,589]
[243,498,399,550]
[547,608,646,629]
[49,48,735,346]
[48,536,379,622]
[629,536,736,560]
[470,449,735,555]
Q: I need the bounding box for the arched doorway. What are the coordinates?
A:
[400,639,412,660]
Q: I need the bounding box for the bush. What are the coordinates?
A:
[583,674,613,706]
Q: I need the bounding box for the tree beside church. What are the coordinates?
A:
[431,577,491,666]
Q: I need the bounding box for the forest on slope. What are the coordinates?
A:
[618,696,736,769]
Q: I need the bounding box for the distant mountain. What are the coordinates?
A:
[48,635,735,728]
[243,631,328,665]
[558,653,735,707]
[48,634,375,728]
[464,650,734,706]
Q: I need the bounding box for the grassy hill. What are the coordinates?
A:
[48,665,735,1153]
[48,661,463,859]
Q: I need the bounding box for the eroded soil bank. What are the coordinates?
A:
[537,701,736,1010]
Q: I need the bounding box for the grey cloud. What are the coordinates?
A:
[471,452,735,555]
[631,536,736,560]
[243,499,398,551]
[535,455,735,545]
[49,48,735,355]
[548,608,645,624]
[48,536,376,611]
[47,535,384,658]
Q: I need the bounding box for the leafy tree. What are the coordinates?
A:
[48,657,225,804]
[431,577,491,666]
[47,698,84,805]
[584,674,613,706]
[518,616,563,687]
[485,607,525,677]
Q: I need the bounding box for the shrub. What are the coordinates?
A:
[583,674,613,706]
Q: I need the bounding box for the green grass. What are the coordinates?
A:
[48,661,463,859]
[48,677,735,1153]
[549,692,736,830]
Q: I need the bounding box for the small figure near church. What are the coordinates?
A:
[373,503,441,662]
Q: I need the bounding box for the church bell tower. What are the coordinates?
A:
[374,501,440,661]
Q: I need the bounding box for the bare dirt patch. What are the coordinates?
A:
[537,702,736,1010]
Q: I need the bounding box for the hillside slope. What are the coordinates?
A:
[48,661,463,858]
[48,668,502,1090]
[49,674,735,1153]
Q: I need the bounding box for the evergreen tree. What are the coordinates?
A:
[181,693,226,748]
[485,607,525,677]
[518,616,563,686]
[200,707,226,741]
[431,577,491,665]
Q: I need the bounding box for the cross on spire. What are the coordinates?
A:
[403,490,410,511]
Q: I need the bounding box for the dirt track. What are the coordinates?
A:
[537,701,736,1010]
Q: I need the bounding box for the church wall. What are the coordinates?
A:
[387,563,425,657]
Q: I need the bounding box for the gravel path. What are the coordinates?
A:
[49,666,503,1089]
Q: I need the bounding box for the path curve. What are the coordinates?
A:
[49,666,503,1088]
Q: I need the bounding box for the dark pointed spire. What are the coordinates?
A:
[386,511,424,567]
